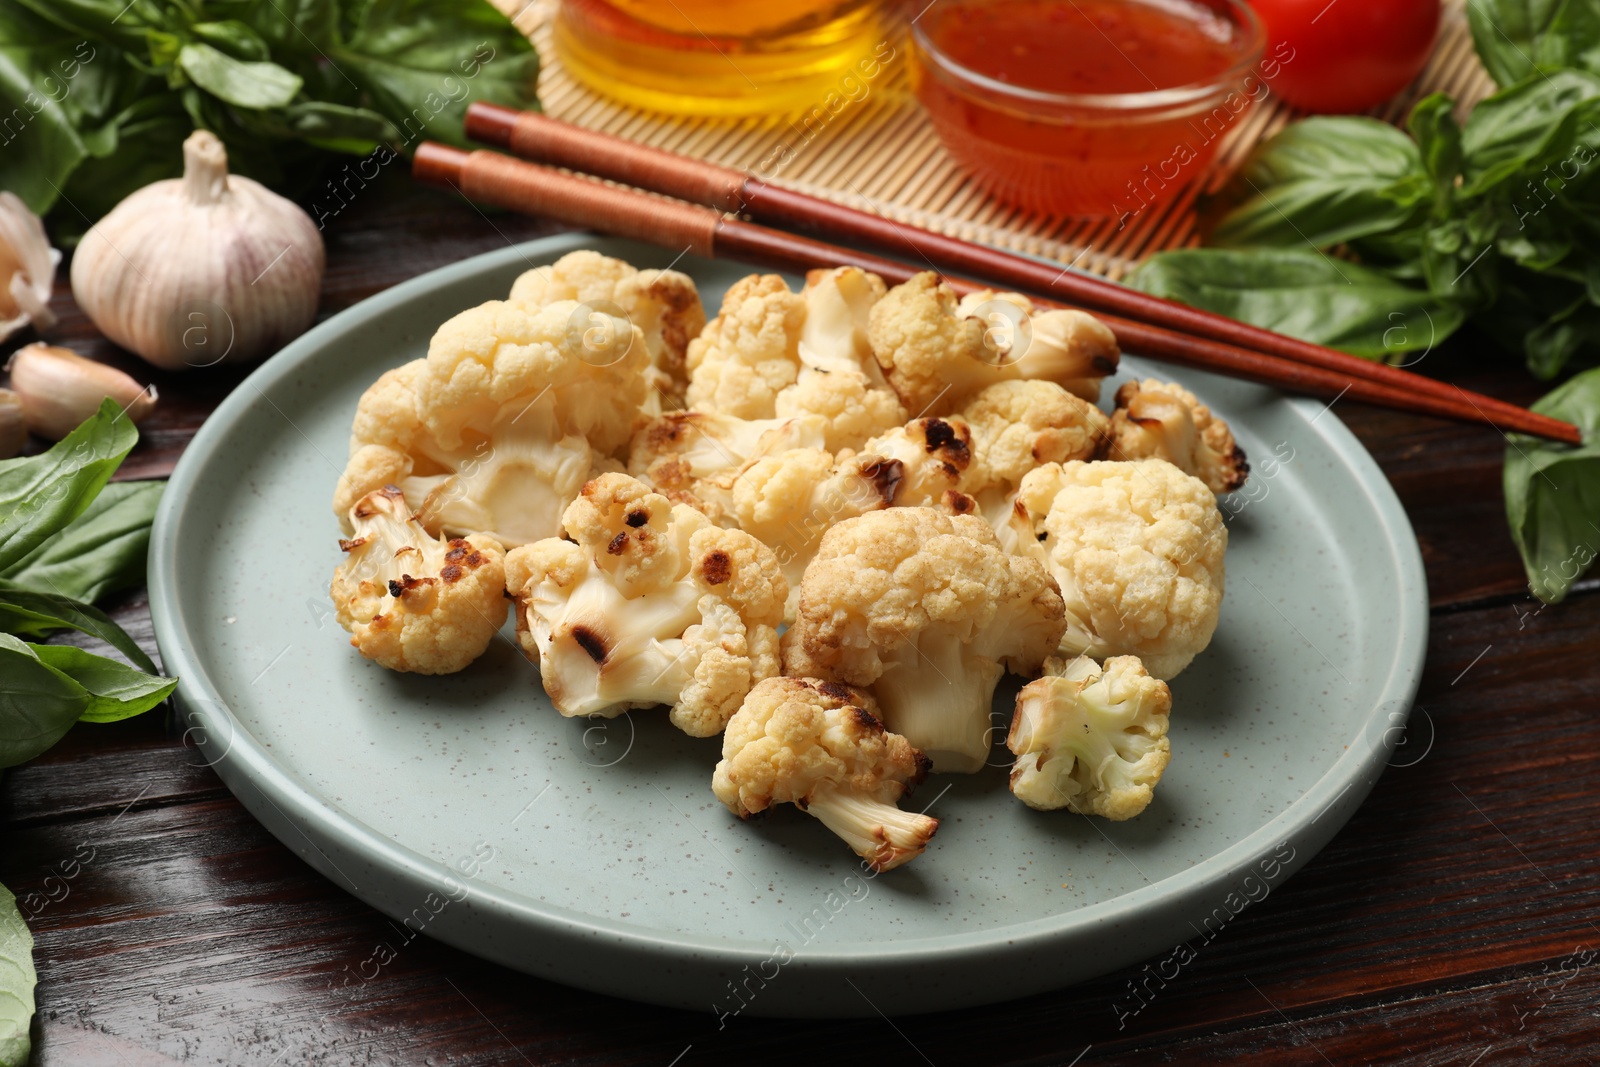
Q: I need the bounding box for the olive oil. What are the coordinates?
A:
[554,0,889,117]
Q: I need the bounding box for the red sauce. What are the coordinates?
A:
[913,0,1260,218]
[934,0,1239,95]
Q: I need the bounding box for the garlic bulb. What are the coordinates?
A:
[0,192,59,343]
[7,343,157,441]
[0,389,24,459]
[71,129,324,370]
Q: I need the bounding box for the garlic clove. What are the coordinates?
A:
[70,129,324,371]
[0,192,61,343]
[6,343,157,441]
[0,388,25,459]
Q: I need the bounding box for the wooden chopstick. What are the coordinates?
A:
[414,142,1582,445]
[464,103,1583,447]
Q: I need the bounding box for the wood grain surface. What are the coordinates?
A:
[3,169,1597,1066]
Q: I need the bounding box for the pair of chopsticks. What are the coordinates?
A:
[409,104,1582,446]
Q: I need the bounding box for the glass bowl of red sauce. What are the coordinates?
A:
[911,0,1268,220]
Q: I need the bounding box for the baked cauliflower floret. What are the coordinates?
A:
[859,417,977,511]
[774,267,906,452]
[509,250,706,410]
[713,676,938,872]
[784,508,1067,773]
[334,300,651,548]
[730,446,906,613]
[867,272,1120,416]
[774,367,906,454]
[1010,459,1226,679]
[957,289,1120,403]
[1105,378,1249,495]
[1008,655,1172,819]
[958,380,1111,542]
[505,474,787,736]
[330,486,507,675]
[685,274,805,419]
[628,410,829,523]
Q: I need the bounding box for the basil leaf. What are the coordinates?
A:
[1467,0,1600,87]
[0,481,162,604]
[335,0,539,149]
[27,643,175,722]
[6,0,148,50]
[1127,248,1466,359]
[0,882,35,1067]
[189,20,272,62]
[1504,365,1600,602]
[0,399,136,573]
[1210,117,1430,249]
[0,589,157,674]
[1460,69,1600,197]
[0,0,96,213]
[1410,93,1465,203]
[177,42,304,110]
[0,634,90,769]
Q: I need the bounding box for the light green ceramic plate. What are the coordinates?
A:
[149,233,1428,1018]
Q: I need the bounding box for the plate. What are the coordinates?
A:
[149,233,1428,1017]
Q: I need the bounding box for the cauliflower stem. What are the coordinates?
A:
[804,785,937,873]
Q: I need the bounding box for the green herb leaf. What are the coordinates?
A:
[0,881,35,1067]
[0,633,90,769]
[1126,248,1466,359]
[0,399,136,573]
[0,589,157,674]
[1209,117,1430,249]
[0,0,97,214]
[27,643,176,722]
[1460,69,1600,197]
[1409,93,1465,202]
[189,20,273,63]
[0,481,162,604]
[1504,364,1600,602]
[177,41,304,110]
[1467,0,1600,87]
[335,0,540,149]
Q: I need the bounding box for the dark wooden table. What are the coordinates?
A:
[4,169,1597,1066]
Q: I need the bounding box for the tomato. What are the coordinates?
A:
[1248,0,1441,114]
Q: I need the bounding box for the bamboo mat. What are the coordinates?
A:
[491,0,1495,280]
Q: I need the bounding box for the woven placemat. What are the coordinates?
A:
[492,0,1493,280]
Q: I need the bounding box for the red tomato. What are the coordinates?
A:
[1248,0,1441,114]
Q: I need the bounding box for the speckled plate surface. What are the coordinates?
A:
[148,233,1428,1018]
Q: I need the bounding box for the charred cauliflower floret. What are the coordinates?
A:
[714,676,938,872]
[1008,655,1172,819]
[774,267,906,452]
[332,299,650,548]
[627,410,829,523]
[1105,378,1249,495]
[859,417,978,512]
[330,486,507,675]
[730,446,906,614]
[685,274,805,419]
[508,250,706,410]
[1010,459,1226,680]
[784,508,1067,773]
[867,273,1120,416]
[505,474,787,736]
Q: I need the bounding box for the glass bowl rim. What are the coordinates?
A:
[910,0,1268,112]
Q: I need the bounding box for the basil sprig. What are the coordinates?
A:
[1127,9,1600,601]
[0,400,177,768]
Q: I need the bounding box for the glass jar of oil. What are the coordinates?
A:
[554,0,890,117]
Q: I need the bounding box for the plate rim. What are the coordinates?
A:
[148,232,1429,973]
